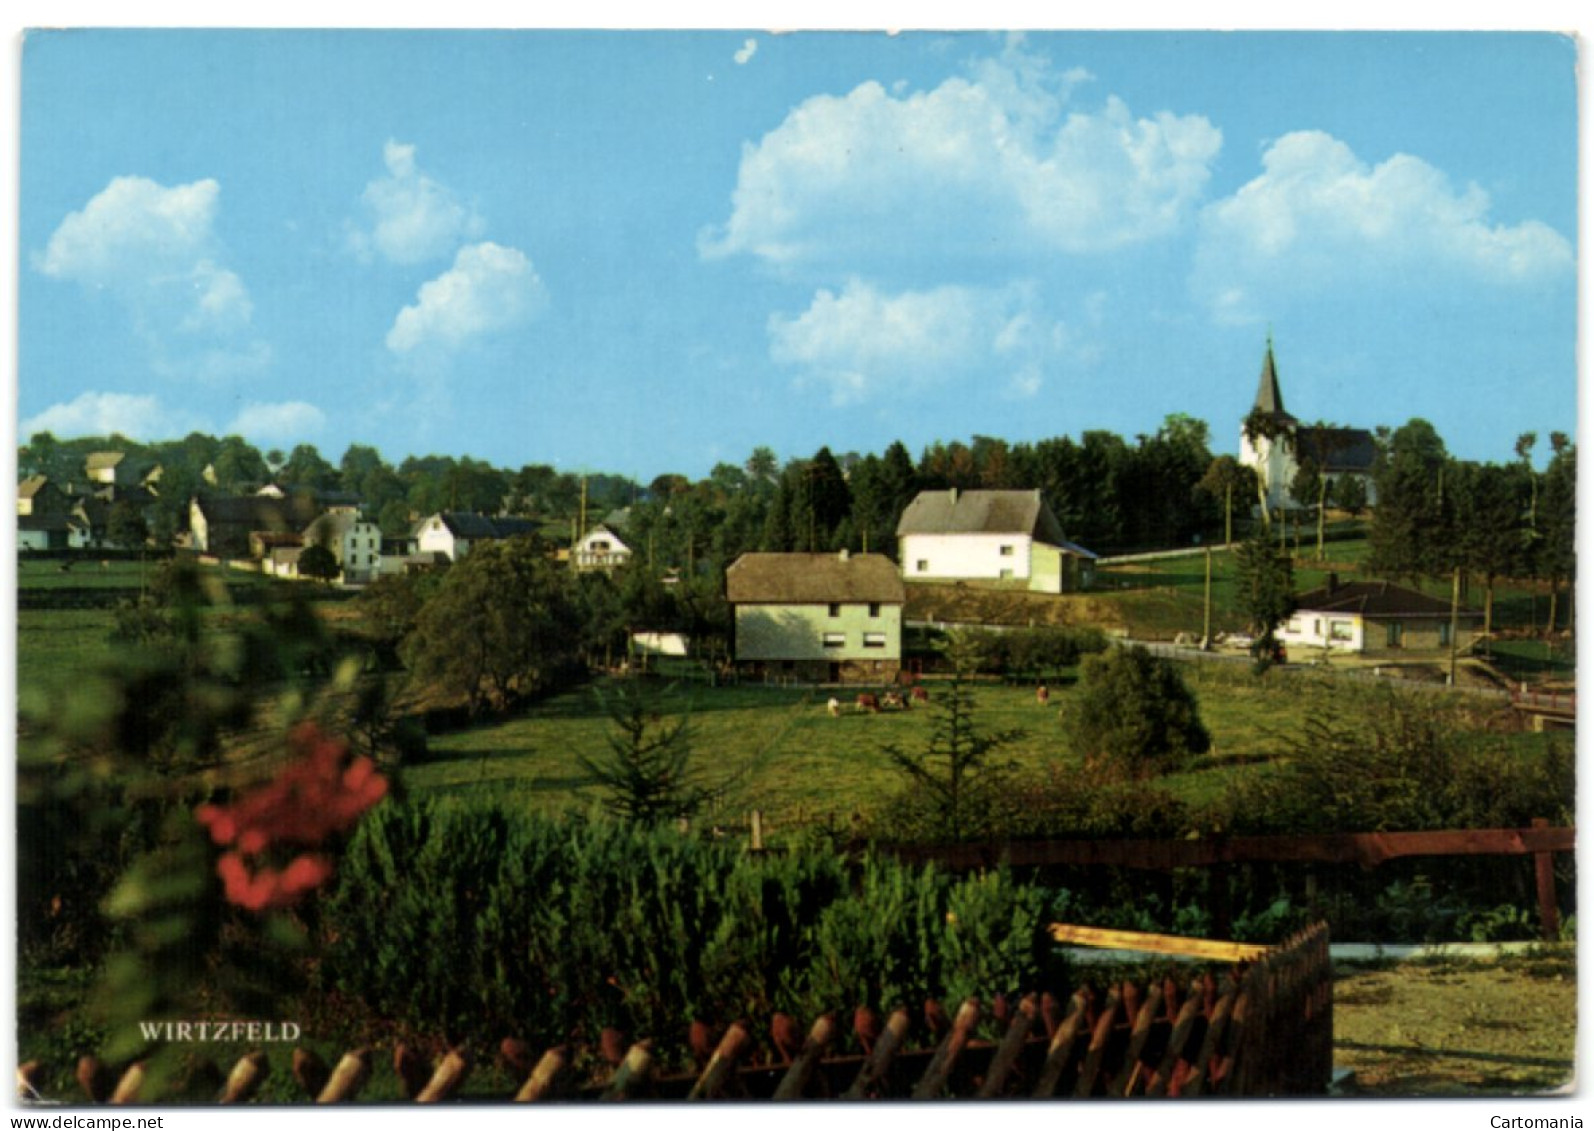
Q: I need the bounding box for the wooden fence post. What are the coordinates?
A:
[1532,817,1561,941]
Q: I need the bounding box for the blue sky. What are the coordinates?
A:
[16,28,1579,482]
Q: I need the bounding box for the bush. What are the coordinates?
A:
[319,800,1050,1060]
[1064,646,1210,778]
[1225,687,1575,834]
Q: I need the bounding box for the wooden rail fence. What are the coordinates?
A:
[877,824,1575,940]
[18,924,1332,1104]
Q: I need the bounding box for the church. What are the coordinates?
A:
[1237,337,1378,512]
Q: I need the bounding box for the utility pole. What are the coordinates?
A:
[1448,565,1461,686]
[1202,546,1213,650]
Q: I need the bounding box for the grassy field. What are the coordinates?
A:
[404,664,1535,832]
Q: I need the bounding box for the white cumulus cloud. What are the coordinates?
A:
[768,279,1065,404]
[1193,130,1574,323]
[21,391,199,440]
[735,38,758,65]
[35,176,255,334]
[701,50,1220,266]
[227,401,327,442]
[349,140,486,265]
[386,241,547,353]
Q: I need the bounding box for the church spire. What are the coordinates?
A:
[1251,334,1293,421]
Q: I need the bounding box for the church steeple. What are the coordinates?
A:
[1251,334,1295,423]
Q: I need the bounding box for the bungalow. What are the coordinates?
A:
[896,488,1096,594]
[412,512,540,561]
[726,550,906,684]
[1278,576,1484,655]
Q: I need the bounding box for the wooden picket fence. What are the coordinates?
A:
[21,923,1332,1104]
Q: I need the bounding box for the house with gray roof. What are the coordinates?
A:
[726,550,905,683]
[1279,575,1482,655]
[412,511,541,562]
[896,487,1096,593]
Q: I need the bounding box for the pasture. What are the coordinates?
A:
[403,664,1533,832]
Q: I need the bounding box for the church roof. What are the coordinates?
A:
[1251,338,1297,424]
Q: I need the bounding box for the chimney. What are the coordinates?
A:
[1327,572,1339,594]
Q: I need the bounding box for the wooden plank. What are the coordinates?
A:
[1181,985,1236,1095]
[1032,991,1088,1098]
[841,1008,910,1100]
[686,1022,751,1100]
[1533,817,1562,941]
[415,1049,470,1103]
[514,1047,569,1102]
[108,1062,145,1105]
[601,1041,655,1101]
[1109,984,1165,1096]
[773,1015,838,1101]
[1050,923,1270,961]
[882,824,1575,870]
[976,993,1038,1098]
[911,998,980,1099]
[1144,986,1205,1097]
[1072,987,1121,1097]
[316,1050,371,1104]
[219,1052,269,1104]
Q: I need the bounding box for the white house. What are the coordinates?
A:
[1278,576,1483,655]
[573,523,633,572]
[896,488,1095,594]
[412,512,540,562]
[302,511,384,585]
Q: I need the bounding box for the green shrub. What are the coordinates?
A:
[1064,646,1210,778]
[320,800,1050,1059]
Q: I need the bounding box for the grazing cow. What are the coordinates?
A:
[882,691,904,710]
[826,697,841,718]
[910,685,929,704]
[856,693,880,713]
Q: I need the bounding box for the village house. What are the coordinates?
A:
[896,487,1096,594]
[85,451,161,492]
[189,493,324,558]
[572,523,633,572]
[1239,337,1378,513]
[1278,575,1484,655]
[17,475,70,518]
[412,511,541,562]
[301,510,384,585]
[725,550,905,684]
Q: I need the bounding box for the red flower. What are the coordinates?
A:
[200,723,387,910]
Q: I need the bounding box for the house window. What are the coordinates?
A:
[1286,618,1302,635]
[868,603,881,618]
[828,603,841,617]
[1386,622,1404,648]
[1330,620,1354,642]
[916,560,929,573]
[822,632,846,649]
[999,544,1015,556]
[1439,622,1452,647]
[863,632,887,649]
[999,569,1014,580]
